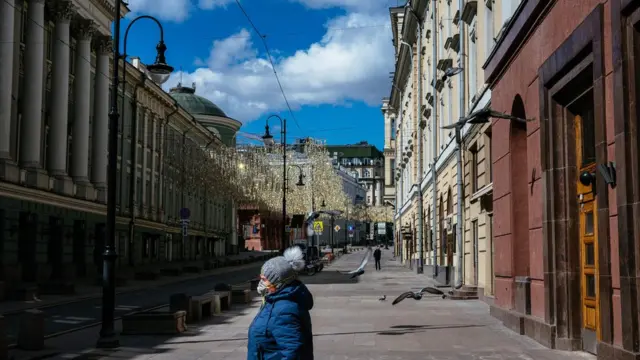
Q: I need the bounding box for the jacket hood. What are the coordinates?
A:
[265,280,314,310]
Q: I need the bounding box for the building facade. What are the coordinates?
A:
[327,142,385,206]
[0,0,237,300]
[485,0,640,358]
[387,0,515,288]
[381,98,397,208]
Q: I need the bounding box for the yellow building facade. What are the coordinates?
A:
[385,0,521,297]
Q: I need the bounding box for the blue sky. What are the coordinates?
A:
[122,0,404,150]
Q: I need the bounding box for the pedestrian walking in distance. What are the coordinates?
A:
[248,246,314,359]
[374,246,382,270]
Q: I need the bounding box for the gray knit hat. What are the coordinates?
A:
[259,246,305,294]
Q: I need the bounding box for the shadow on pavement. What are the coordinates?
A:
[300,270,359,285]
[149,323,487,346]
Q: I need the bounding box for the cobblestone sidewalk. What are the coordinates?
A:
[9,249,596,360]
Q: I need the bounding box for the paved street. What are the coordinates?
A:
[9,249,596,360]
[3,262,262,341]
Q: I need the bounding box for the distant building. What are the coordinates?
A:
[327,142,385,206]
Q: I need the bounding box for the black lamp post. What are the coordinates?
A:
[99,2,173,348]
[262,115,288,250]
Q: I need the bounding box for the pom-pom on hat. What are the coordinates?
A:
[260,246,305,292]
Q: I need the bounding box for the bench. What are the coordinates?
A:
[11,285,38,301]
[232,289,251,304]
[121,311,187,335]
[160,267,183,276]
[189,294,214,322]
[249,278,260,290]
[208,291,231,312]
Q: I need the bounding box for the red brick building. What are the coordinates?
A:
[486,0,640,358]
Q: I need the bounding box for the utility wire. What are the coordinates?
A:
[233,0,302,133]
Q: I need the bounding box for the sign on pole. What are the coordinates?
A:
[313,221,324,235]
[180,208,190,237]
[334,225,341,232]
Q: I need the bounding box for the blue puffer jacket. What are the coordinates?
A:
[247,280,314,360]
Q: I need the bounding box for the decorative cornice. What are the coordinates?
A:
[74,18,97,40]
[93,35,112,55]
[51,0,76,23]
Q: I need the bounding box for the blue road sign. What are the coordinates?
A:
[180,207,191,219]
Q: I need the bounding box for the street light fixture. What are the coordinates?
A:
[262,114,288,250]
[101,3,173,349]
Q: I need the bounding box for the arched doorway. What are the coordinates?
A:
[446,188,454,267]
[510,95,530,280]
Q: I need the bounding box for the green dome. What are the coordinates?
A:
[169,85,227,117]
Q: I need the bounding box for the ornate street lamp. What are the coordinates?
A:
[262,115,287,250]
[101,3,173,348]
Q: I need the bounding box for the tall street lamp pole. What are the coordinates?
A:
[99,1,173,347]
[262,115,287,251]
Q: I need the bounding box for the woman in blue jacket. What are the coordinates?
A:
[247,246,314,360]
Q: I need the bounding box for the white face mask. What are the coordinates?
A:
[257,280,269,296]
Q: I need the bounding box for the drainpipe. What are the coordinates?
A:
[414,6,425,274]
[126,73,146,267]
[431,0,439,275]
[455,0,466,288]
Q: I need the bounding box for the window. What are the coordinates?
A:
[136,177,142,205]
[484,4,495,58]
[390,118,396,140]
[363,169,371,178]
[469,20,477,100]
[470,145,479,192]
[390,159,396,185]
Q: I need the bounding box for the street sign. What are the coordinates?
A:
[313,221,323,235]
[334,225,341,232]
[348,232,354,238]
[179,207,191,219]
[180,219,190,237]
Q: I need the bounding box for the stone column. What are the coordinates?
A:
[48,1,76,194]
[0,0,19,182]
[91,36,111,203]
[71,19,95,199]
[0,0,15,160]
[20,0,48,187]
[376,180,383,206]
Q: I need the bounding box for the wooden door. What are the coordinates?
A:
[575,110,599,354]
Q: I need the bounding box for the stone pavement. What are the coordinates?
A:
[9,248,596,360]
[0,252,268,315]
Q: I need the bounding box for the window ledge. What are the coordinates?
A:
[470,182,493,203]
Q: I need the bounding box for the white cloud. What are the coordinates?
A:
[164,12,394,123]
[126,0,233,22]
[291,0,396,13]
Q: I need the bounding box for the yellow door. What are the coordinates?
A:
[575,112,600,346]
